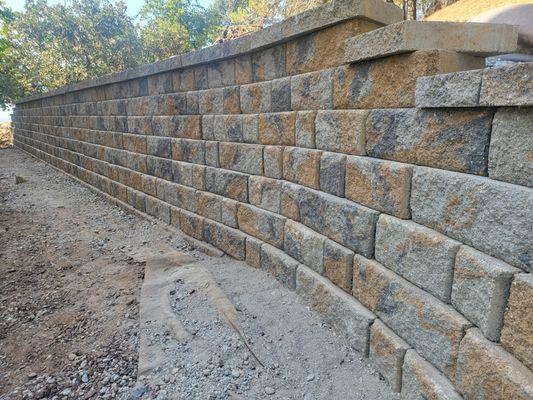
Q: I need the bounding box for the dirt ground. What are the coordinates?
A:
[1,147,397,400]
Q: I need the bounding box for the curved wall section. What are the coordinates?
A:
[12,1,533,398]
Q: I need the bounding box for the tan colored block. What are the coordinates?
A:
[323,239,354,293]
[315,110,366,155]
[219,142,264,175]
[258,113,296,146]
[237,204,285,248]
[282,147,321,189]
[263,145,284,179]
[179,209,204,240]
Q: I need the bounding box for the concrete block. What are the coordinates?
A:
[252,45,286,82]
[203,219,246,260]
[415,69,483,108]
[180,68,195,91]
[480,62,533,106]
[213,115,243,143]
[366,108,492,175]
[375,215,460,302]
[205,141,219,167]
[179,209,204,240]
[369,320,410,393]
[196,191,222,222]
[290,69,333,110]
[284,220,324,274]
[488,108,533,188]
[295,111,316,148]
[123,134,147,154]
[258,112,296,146]
[280,181,303,221]
[271,77,291,112]
[315,110,366,155]
[152,115,201,139]
[296,265,375,354]
[156,93,187,115]
[237,204,285,248]
[263,146,284,179]
[345,156,412,218]
[198,89,224,114]
[223,87,241,114]
[186,92,199,114]
[260,243,298,289]
[127,116,152,135]
[147,156,173,181]
[147,136,172,159]
[141,174,158,196]
[242,114,259,144]
[194,65,208,90]
[207,60,235,88]
[411,167,533,272]
[171,161,193,186]
[219,142,263,175]
[299,188,379,257]
[249,176,282,214]
[240,82,271,114]
[456,328,533,400]
[202,115,215,140]
[282,147,321,189]
[171,139,205,164]
[245,236,262,268]
[452,246,519,342]
[320,152,346,197]
[323,239,354,293]
[352,255,471,379]
[401,350,462,400]
[221,197,238,228]
[235,54,252,85]
[344,21,518,63]
[145,196,171,224]
[205,167,248,202]
[500,273,533,370]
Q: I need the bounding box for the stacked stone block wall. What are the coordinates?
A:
[11,1,533,398]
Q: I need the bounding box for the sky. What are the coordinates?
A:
[0,0,213,121]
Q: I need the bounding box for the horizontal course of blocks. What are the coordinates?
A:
[12,1,533,399]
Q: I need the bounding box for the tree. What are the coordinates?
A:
[0,1,20,109]
[1,0,143,106]
[139,0,218,61]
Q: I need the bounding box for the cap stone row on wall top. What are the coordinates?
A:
[344,20,519,63]
[15,0,402,105]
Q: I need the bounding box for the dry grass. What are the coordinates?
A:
[0,122,13,148]
[425,0,533,21]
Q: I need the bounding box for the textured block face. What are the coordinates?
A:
[240,82,272,114]
[220,197,238,228]
[203,220,246,260]
[411,167,533,272]
[455,328,533,400]
[194,65,208,90]
[249,176,282,214]
[237,204,285,248]
[488,108,533,188]
[345,156,412,218]
[127,117,153,135]
[282,147,321,189]
[146,136,172,159]
[252,45,286,82]
[299,189,379,257]
[152,116,201,139]
[271,77,291,112]
[323,239,353,293]
[401,350,462,400]
[352,256,471,379]
[260,243,298,289]
[171,139,205,164]
[172,161,193,186]
[366,108,492,175]
[290,69,333,110]
[319,152,346,197]
[179,209,204,240]
[123,134,147,154]
[263,146,284,179]
[242,114,259,144]
[196,191,222,222]
[198,89,224,114]
[145,196,171,224]
[334,50,483,109]
[296,265,375,354]
[369,320,410,393]
[205,167,248,202]
[219,142,263,175]
[213,115,243,143]
[245,236,262,268]
[280,182,303,221]
[480,62,533,106]
[234,55,252,85]
[284,220,324,274]
[205,141,219,167]
[207,60,235,88]
[156,93,187,115]
[315,110,367,155]
[375,215,461,302]
[258,113,296,146]
[295,111,316,148]
[500,274,533,370]
[452,246,519,342]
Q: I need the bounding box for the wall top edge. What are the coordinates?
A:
[14,0,402,105]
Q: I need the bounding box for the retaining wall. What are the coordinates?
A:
[11,0,533,398]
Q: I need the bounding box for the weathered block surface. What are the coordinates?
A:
[282,147,321,189]
[352,255,471,378]
[219,142,264,175]
[284,220,324,274]
[319,152,346,197]
[290,69,333,110]
[488,108,533,188]
[455,328,533,400]
[375,215,460,302]
[369,320,410,393]
[323,240,354,293]
[296,265,375,354]
[415,69,482,108]
[500,273,533,370]
[411,167,533,272]
[345,156,412,218]
[401,350,462,400]
[249,176,282,213]
[237,204,286,248]
[480,62,533,106]
[203,219,246,260]
[451,246,519,342]
[315,110,367,155]
[345,21,518,63]
[205,167,248,202]
[366,108,492,175]
[260,243,298,289]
